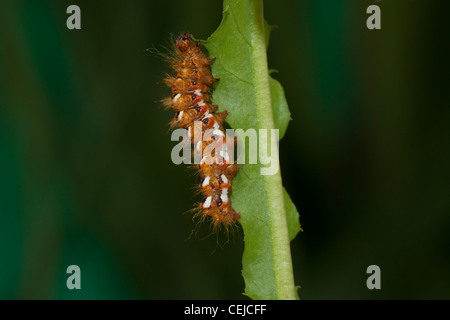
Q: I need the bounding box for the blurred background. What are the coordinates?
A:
[0,0,449,299]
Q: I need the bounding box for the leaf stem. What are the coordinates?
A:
[248,0,297,300]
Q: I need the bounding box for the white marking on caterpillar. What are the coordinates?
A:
[219,150,230,162]
[213,129,225,137]
[220,189,228,203]
[202,176,210,187]
[177,111,184,121]
[221,174,228,184]
[201,111,210,120]
[173,93,181,102]
[203,196,212,208]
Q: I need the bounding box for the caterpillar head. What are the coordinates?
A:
[176,33,192,52]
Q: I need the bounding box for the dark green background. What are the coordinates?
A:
[0,0,448,299]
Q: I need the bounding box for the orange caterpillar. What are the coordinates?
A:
[163,33,240,228]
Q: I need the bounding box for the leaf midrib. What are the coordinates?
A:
[247,0,297,300]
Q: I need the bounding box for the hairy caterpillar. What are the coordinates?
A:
[162,33,240,228]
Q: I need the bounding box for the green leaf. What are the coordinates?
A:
[270,76,291,139]
[264,20,276,50]
[283,187,302,241]
[204,0,300,300]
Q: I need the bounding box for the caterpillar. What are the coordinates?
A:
[162,33,240,228]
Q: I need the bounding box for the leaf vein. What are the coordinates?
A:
[217,60,253,87]
[228,0,252,49]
